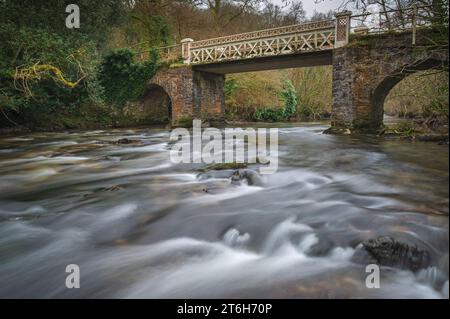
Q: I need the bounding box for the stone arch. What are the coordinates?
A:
[141,84,172,123]
[370,58,445,129]
[331,30,449,133]
[148,67,196,125]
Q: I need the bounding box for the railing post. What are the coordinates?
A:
[181,38,194,65]
[412,4,418,45]
[335,11,352,48]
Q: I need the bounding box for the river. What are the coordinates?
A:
[0,123,448,298]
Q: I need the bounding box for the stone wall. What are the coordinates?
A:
[193,71,225,119]
[146,66,224,125]
[143,30,447,131]
[332,30,448,133]
[148,67,195,124]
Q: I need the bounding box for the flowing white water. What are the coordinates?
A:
[0,123,448,298]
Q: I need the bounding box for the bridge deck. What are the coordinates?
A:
[182,15,350,67]
[155,5,433,74]
[192,49,333,74]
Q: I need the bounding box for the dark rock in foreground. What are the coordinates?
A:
[323,127,352,135]
[230,169,264,186]
[115,138,142,145]
[197,168,264,186]
[352,236,431,272]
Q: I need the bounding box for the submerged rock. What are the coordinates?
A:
[415,134,448,143]
[115,138,142,145]
[197,168,264,187]
[230,169,264,186]
[197,162,248,172]
[103,185,122,192]
[55,143,104,155]
[437,137,449,145]
[83,185,122,198]
[197,169,235,181]
[323,127,352,135]
[352,236,431,272]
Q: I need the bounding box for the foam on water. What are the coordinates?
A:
[0,125,447,298]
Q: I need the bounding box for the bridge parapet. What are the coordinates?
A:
[155,5,436,66]
[183,12,352,65]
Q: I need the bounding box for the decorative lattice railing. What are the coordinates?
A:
[180,12,351,65]
[155,5,437,66]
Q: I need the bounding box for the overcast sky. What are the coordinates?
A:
[271,0,353,17]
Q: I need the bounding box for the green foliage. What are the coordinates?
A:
[1,0,447,130]
[0,23,103,123]
[225,78,238,99]
[0,0,127,128]
[280,79,297,119]
[254,107,285,122]
[428,0,449,51]
[175,116,194,128]
[252,79,298,122]
[127,12,173,49]
[385,70,449,127]
[98,48,159,108]
[391,121,415,137]
[422,81,449,119]
[148,15,172,46]
[1,0,126,43]
[291,66,332,120]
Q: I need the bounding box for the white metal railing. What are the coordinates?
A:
[155,5,439,65]
[181,12,351,65]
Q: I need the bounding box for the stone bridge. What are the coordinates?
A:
[142,9,448,132]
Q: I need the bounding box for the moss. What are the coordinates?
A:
[169,62,186,69]
[198,162,248,172]
[385,121,416,137]
[173,116,194,128]
[323,126,352,135]
[351,116,384,134]
[348,35,372,47]
[347,27,441,49]
[205,115,226,127]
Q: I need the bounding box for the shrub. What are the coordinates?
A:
[98,48,159,108]
[280,79,297,119]
[254,107,285,122]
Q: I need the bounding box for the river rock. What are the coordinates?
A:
[197,169,263,186]
[197,162,248,172]
[230,169,264,186]
[197,169,235,181]
[323,127,351,135]
[116,138,142,145]
[55,143,104,155]
[416,134,449,143]
[307,235,335,257]
[438,137,449,145]
[351,236,431,272]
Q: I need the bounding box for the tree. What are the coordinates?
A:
[192,0,265,33]
[309,10,334,21]
[0,0,127,126]
[283,0,307,24]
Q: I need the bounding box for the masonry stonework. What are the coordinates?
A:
[332,30,448,132]
[143,31,446,132]
[146,66,224,125]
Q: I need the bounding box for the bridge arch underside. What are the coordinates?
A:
[370,59,445,130]
[331,30,449,133]
[141,84,172,123]
[192,50,333,74]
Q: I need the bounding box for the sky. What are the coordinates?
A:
[271,0,353,17]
